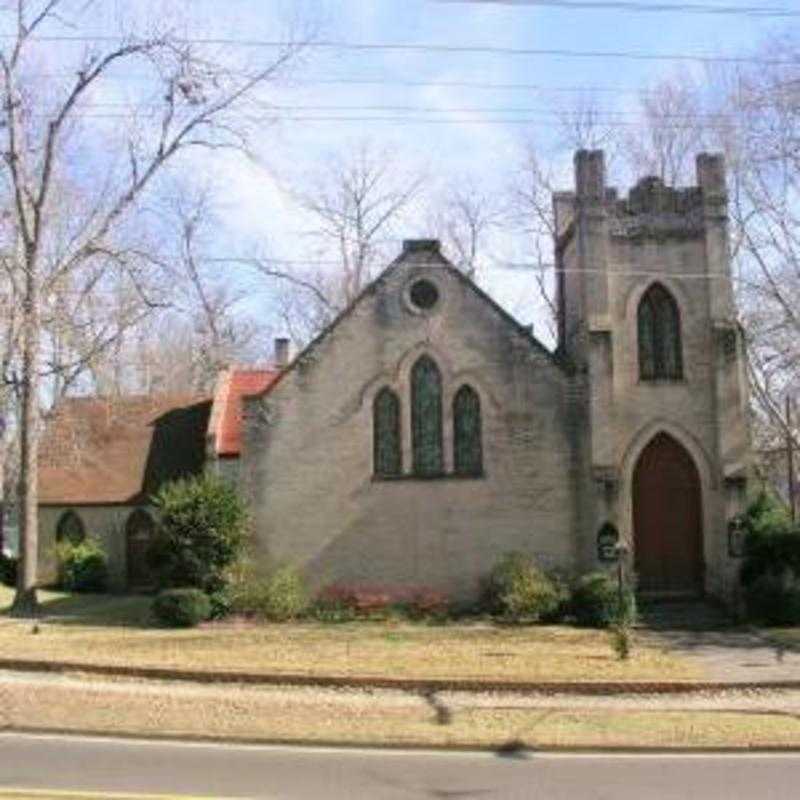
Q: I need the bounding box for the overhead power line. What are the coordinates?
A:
[205,256,739,281]
[2,35,796,66]
[438,0,800,17]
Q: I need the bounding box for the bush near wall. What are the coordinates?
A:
[482,552,568,623]
[152,588,211,628]
[0,553,16,588]
[739,492,800,625]
[313,583,450,622]
[229,562,309,622]
[148,474,247,603]
[56,538,108,593]
[571,571,636,629]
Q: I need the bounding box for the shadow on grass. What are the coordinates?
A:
[1,589,154,629]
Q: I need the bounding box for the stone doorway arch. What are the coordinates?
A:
[632,432,704,594]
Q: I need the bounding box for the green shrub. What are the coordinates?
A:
[483,552,568,623]
[56,538,108,593]
[736,492,800,624]
[152,588,211,627]
[230,562,309,621]
[571,571,636,628]
[610,622,633,660]
[744,571,800,626]
[0,553,17,588]
[148,474,248,598]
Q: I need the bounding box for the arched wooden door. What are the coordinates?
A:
[126,509,155,590]
[633,433,704,594]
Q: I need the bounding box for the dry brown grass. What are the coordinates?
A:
[0,586,699,683]
[761,628,800,652]
[2,677,798,749]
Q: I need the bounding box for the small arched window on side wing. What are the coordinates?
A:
[56,510,86,545]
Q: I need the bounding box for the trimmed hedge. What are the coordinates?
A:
[152,588,211,628]
[571,571,636,628]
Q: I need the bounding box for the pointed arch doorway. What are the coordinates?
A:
[632,433,704,594]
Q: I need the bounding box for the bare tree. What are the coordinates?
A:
[508,144,560,341]
[257,140,424,346]
[429,178,505,282]
[0,0,307,615]
[625,72,708,186]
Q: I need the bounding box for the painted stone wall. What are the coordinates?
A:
[37,504,155,591]
[242,246,584,602]
[556,150,751,599]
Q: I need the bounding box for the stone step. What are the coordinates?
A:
[636,598,734,631]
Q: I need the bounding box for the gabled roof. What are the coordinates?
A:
[208,368,281,457]
[39,395,211,506]
[246,240,566,401]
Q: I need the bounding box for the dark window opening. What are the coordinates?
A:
[453,385,483,476]
[638,283,683,380]
[56,510,86,545]
[411,356,443,476]
[373,387,402,477]
[409,280,439,310]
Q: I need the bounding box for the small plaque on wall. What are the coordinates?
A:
[597,522,620,563]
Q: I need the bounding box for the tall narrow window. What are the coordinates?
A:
[56,510,85,545]
[638,283,683,380]
[373,388,401,477]
[453,385,483,476]
[411,356,443,476]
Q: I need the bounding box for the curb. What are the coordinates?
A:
[4,726,800,754]
[2,657,800,695]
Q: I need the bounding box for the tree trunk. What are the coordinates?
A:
[11,257,40,618]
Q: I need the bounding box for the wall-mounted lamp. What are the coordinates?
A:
[728,516,746,558]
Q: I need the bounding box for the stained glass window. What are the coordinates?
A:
[373,387,401,477]
[453,385,483,476]
[56,510,86,545]
[638,283,683,380]
[411,356,443,476]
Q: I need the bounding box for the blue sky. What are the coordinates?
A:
[10,0,795,341]
[180,0,789,335]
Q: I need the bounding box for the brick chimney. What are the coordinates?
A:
[274,337,290,369]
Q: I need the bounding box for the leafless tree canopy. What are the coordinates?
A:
[0,0,308,613]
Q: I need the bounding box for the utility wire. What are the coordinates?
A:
[439,0,800,16]
[0,35,796,66]
[204,256,740,280]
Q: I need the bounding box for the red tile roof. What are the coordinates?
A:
[212,369,280,457]
[39,395,211,506]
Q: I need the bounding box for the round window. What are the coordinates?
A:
[409,279,439,310]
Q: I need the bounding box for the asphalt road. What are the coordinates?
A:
[1,733,800,799]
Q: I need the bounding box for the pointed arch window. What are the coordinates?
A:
[56,510,86,545]
[373,387,401,477]
[638,283,683,380]
[411,356,443,476]
[453,385,483,477]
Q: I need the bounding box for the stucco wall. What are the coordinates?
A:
[38,504,155,591]
[242,251,583,602]
[557,150,751,599]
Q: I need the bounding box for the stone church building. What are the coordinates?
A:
[37,150,751,601]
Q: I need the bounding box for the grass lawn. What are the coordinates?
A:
[2,675,798,749]
[757,627,800,652]
[0,585,701,683]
